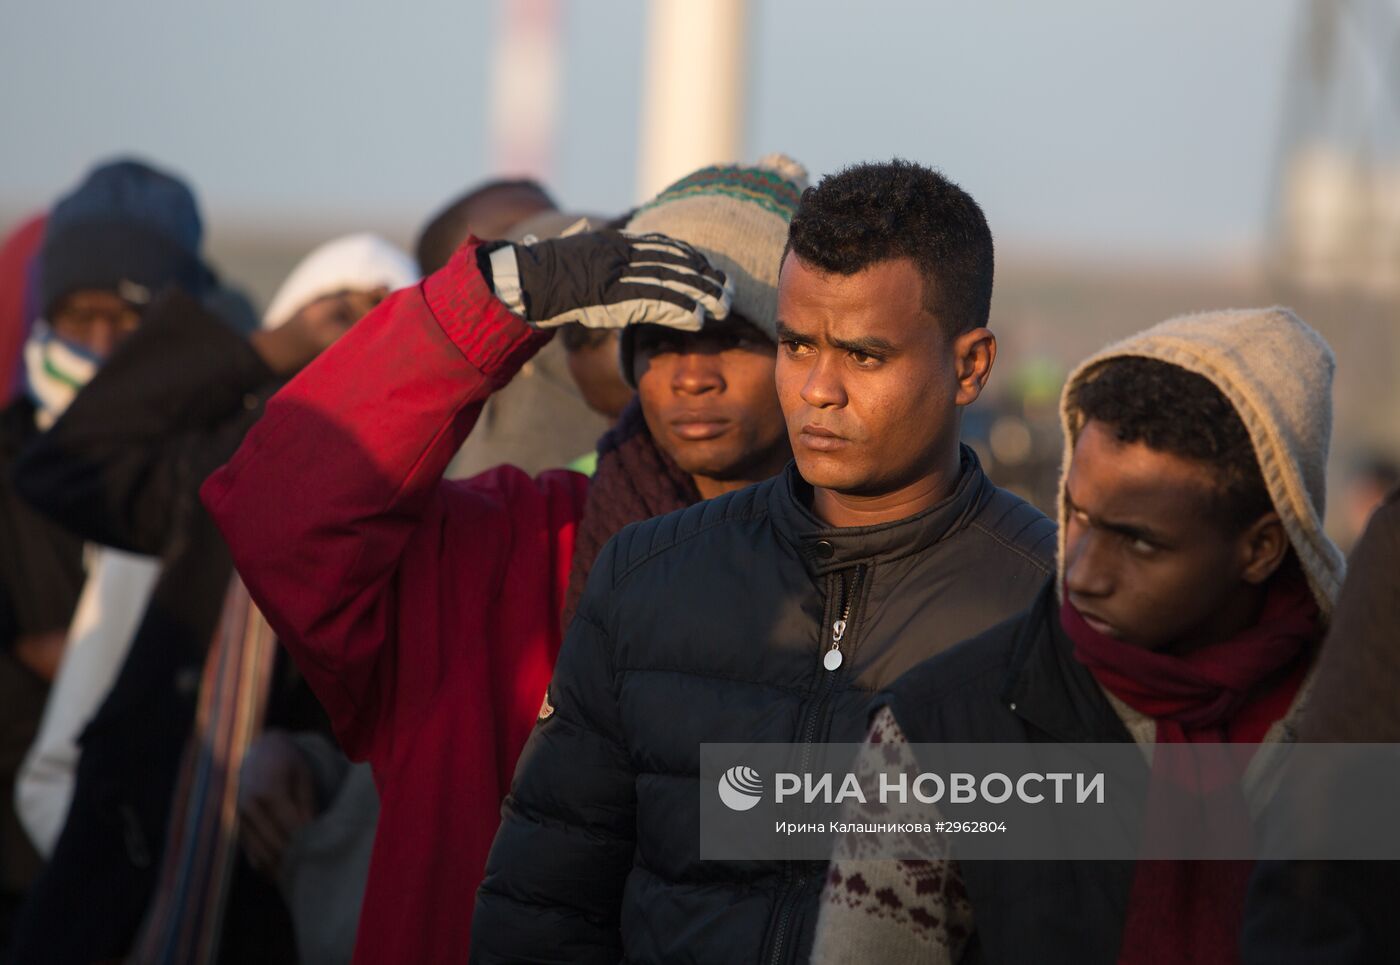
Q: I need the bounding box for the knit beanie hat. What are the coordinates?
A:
[619,153,808,385]
[1058,307,1345,617]
[39,158,210,315]
[262,233,419,331]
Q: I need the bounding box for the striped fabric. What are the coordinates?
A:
[23,319,99,429]
[130,575,278,964]
[632,163,804,222]
[621,154,808,356]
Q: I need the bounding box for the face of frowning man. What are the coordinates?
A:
[774,253,994,503]
[49,290,142,358]
[1062,418,1290,653]
[632,315,791,500]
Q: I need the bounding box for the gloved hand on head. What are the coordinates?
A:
[479,229,731,333]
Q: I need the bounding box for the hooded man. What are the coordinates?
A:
[0,159,215,946]
[469,159,1055,964]
[1,159,213,677]
[7,233,415,965]
[813,308,1343,965]
[198,157,805,964]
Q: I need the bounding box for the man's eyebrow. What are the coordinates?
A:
[1101,519,1163,544]
[829,333,899,357]
[774,323,900,358]
[1065,489,1165,544]
[775,321,815,344]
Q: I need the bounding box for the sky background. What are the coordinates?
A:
[1,1,1304,262]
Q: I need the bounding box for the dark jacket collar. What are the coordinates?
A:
[1001,580,1134,744]
[767,444,993,577]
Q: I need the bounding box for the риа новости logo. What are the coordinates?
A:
[718,765,764,811]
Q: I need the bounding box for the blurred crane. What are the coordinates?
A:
[1268,0,1400,489]
[1269,0,1400,296]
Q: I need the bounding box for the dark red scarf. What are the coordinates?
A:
[1060,570,1320,965]
[561,397,701,630]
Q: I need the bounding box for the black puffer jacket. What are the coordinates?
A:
[472,450,1056,964]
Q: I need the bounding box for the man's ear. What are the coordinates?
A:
[952,327,996,407]
[1239,511,1290,585]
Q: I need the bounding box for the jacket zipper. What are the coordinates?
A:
[802,566,863,753]
[768,564,867,965]
[822,566,862,672]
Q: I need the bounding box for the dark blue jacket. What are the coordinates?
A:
[472,451,1056,964]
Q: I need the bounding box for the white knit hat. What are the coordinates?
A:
[262,233,419,330]
[619,154,808,383]
[1057,307,1345,616]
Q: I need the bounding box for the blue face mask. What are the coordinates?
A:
[23,319,101,430]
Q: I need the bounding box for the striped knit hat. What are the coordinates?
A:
[620,153,808,384]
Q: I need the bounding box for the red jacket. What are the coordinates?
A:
[201,242,589,963]
[0,214,45,402]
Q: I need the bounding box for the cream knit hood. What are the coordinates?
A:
[1058,307,1345,617]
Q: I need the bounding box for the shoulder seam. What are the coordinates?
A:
[615,508,769,583]
[968,518,1055,575]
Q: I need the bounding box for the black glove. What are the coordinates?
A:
[480,229,731,331]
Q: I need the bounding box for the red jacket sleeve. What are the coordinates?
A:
[200,241,584,762]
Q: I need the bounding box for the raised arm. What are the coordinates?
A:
[200,234,729,761]
[199,241,551,757]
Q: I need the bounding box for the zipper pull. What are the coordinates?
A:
[824,619,847,671]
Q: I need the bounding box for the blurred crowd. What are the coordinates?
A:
[0,153,1395,965]
[0,159,642,963]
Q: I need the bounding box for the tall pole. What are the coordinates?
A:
[489,0,563,180]
[636,0,749,200]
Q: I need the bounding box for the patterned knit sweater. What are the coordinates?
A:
[811,675,1312,964]
[811,706,975,965]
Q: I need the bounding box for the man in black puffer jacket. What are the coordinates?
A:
[471,160,1057,965]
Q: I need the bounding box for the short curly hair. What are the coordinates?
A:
[785,159,993,336]
[1070,356,1273,529]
